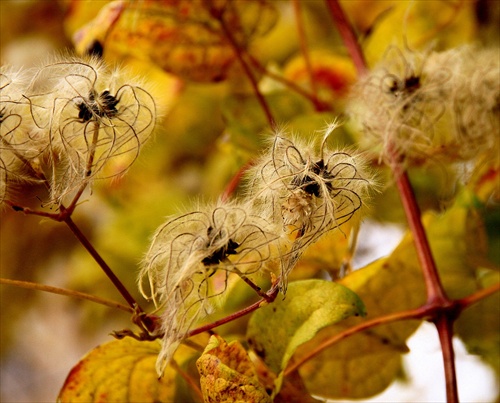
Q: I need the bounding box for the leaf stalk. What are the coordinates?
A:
[0,277,133,313]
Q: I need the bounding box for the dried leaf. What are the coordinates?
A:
[74,0,278,82]
[196,335,272,403]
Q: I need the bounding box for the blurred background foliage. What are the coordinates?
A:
[1,0,499,401]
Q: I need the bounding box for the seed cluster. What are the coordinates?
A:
[0,56,157,205]
[140,123,375,375]
[348,45,500,165]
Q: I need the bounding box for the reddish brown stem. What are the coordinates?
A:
[394,167,448,305]
[221,161,252,202]
[61,212,143,314]
[247,55,331,111]
[285,283,500,376]
[292,0,319,101]
[211,7,276,128]
[324,4,460,401]
[457,281,500,309]
[0,277,133,313]
[285,305,426,376]
[9,201,145,316]
[170,359,204,400]
[325,0,368,75]
[187,284,279,338]
[433,314,459,403]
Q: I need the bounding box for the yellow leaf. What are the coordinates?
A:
[295,187,486,399]
[58,338,183,402]
[358,0,477,64]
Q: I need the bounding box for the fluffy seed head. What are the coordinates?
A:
[348,45,500,165]
[139,201,281,375]
[246,123,376,282]
[22,55,157,204]
[1,66,46,203]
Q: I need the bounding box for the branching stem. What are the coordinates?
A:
[284,305,426,377]
[247,55,330,111]
[456,281,500,308]
[325,2,462,401]
[285,282,499,378]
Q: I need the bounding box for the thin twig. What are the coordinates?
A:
[5,200,61,219]
[282,274,500,377]
[65,122,100,214]
[325,0,368,75]
[292,0,320,102]
[61,212,143,313]
[188,283,279,338]
[247,55,330,111]
[456,281,500,310]
[221,161,252,202]
[170,359,204,400]
[0,277,133,313]
[210,6,276,128]
[284,305,427,377]
[318,5,459,401]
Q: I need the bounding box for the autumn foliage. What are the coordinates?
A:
[1,1,499,402]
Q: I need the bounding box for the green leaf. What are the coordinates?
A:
[196,335,272,403]
[58,338,196,403]
[292,257,422,400]
[295,186,489,400]
[246,279,365,393]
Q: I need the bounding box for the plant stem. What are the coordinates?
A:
[433,314,459,403]
[221,161,252,202]
[285,283,500,376]
[61,212,142,313]
[211,6,276,128]
[284,305,427,377]
[325,0,368,75]
[6,200,61,220]
[65,121,100,213]
[247,55,330,111]
[323,4,460,402]
[170,359,204,400]
[187,283,279,338]
[393,165,448,305]
[0,278,133,313]
[292,0,319,101]
[457,281,500,309]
